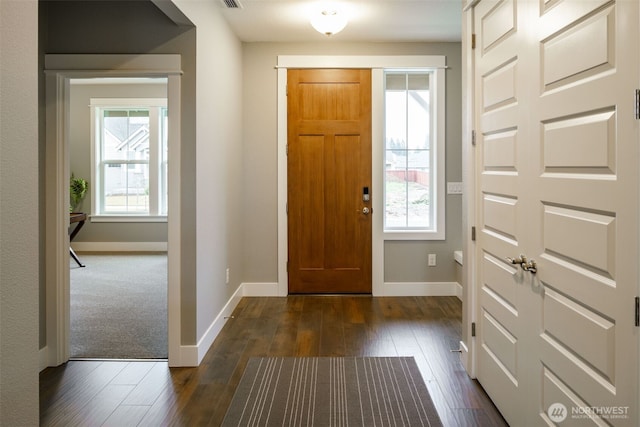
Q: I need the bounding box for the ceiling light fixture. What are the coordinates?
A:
[310,9,347,36]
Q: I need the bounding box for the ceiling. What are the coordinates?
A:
[217,0,462,43]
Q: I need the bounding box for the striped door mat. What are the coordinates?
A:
[222,357,443,426]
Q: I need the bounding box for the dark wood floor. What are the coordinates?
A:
[40,296,508,426]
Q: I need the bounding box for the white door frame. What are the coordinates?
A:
[276,55,445,297]
[44,54,183,366]
[460,1,478,378]
[637,3,640,414]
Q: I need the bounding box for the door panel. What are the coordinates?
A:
[288,69,372,294]
[475,0,526,423]
[533,0,638,422]
[474,0,639,424]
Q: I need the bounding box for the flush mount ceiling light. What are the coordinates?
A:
[310,9,348,36]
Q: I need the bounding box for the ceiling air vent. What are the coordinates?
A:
[221,0,243,8]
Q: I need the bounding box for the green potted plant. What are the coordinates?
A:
[70,173,88,212]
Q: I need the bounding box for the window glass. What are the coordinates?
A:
[91,99,167,217]
[384,71,434,231]
[103,163,149,213]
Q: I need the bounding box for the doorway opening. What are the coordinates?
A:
[68,77,168,359]
[44,54,182,367]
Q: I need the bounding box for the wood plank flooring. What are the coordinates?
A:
[40,296,508,426]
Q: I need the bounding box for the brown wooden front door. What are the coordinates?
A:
[287,69,372,294]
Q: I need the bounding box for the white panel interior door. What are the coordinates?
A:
[474,0,531,423]
[474,0,639,425]
[531,0,639,424]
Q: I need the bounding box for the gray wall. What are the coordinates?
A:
[242,42,462,284]
[1,1,40,424]
[68,82,168,243]
[172,0,245,343]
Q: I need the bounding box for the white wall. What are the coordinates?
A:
[172,0,245,344]
[0,0,40,424]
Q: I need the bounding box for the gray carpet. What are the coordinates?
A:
[222,357,443,427]
[70,253,167,359]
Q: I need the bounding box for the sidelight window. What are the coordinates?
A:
[383,69,445,239]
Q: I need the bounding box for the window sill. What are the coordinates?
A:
[90,215,167,223]
[383,230,445,241]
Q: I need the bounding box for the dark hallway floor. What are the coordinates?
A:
[40,296,507,426]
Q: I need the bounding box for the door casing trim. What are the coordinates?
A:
[44,54,183,366]
[276,55,446,297]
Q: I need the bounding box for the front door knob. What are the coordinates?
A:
[362,207,370,215]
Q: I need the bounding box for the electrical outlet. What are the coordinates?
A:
[428,253,437,266]
[226,268,230,284]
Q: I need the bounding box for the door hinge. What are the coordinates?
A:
[286,144,288,155]
[471,34,476,49]
[635,297,639,327]
[471,226,476,241]
[635,89,640,120]
[471,322,476,337]
[471,130,476,146]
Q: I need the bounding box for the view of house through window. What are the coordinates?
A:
[384,71,434,231]
[91,99,168,217]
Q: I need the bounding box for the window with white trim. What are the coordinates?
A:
[90,98,168,219]
[383,68,445,239]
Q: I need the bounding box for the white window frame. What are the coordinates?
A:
[90,98,168,222]
[382,67,446,240]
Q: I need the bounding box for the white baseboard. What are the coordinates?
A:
[175,345,198,367]
[71,242,167,252]
[381,281,460,296]
[241,282,460,297]
[39,346,49,372]
[175,283,280,366]
[242,282,280,296]
[189,285,245,366]
[175,283,279,366]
